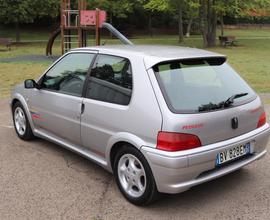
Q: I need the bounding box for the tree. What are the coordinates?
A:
[199,0,219,47]
[199,0,270,47]
[0,0,59,42]
[144,0,185,42]
[172,0,185,42]
[141,0,168,37]
[184,0,200,37]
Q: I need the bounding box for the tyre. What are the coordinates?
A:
[113,145,159,206]
[12,102,35,140]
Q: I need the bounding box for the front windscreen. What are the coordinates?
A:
[153,59,256,113]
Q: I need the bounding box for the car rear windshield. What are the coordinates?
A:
[153,58,256,113]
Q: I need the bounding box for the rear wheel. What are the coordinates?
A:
[12,102,35,140]
[113,145,159,206]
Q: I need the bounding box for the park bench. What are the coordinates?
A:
[219,36,237,47]
[0,38,12,50]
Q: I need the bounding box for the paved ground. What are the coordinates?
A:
[0,99,270,220]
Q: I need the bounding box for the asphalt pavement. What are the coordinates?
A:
[0,98,270,220]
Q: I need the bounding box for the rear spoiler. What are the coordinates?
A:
[152,56,227,69]
[145,55,227,70]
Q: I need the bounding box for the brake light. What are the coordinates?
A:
[257,111,266,128]
[157,131,201,151]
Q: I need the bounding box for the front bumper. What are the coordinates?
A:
[141,123,270,194]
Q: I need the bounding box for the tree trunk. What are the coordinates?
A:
[178,1,184,43]
[148,13,153,37]
[200,0,217,47]
[185,18,193,37]
[209,1,217,47]
[109,8,113,25]
[220,14,224,36]
[15,22,20,43]
[199,0,208,47]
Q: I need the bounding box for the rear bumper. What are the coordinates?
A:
[141,123,270,194]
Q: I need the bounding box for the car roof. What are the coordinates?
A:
[72,45,226,69]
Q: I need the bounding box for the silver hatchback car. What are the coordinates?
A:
[11,45,270,205]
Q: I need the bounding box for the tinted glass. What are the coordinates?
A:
[154,59,255,113]
[86,55,132,105]
[42,53,95,96]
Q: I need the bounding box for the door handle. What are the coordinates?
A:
[81,103,85,114]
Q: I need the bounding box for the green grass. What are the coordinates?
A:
[0,62,51,98]
[0,26,51,41]
[0,28,270,99]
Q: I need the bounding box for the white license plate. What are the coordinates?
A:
[216,143,250,166]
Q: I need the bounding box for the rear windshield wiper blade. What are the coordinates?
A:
[198,93,249,112]
[221,93,249,107]
[198,102,223,112]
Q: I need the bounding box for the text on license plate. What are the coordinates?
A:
[216,143,250,165]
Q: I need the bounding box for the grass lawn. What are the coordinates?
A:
[0,28,270,99]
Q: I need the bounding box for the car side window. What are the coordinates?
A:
[41,53,95,96]
[85,54,132,105]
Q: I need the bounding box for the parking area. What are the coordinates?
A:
[0,98,270,220]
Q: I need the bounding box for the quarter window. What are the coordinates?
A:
[41,53,95,96]
[86,55,132,105]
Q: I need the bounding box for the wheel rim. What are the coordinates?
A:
[118,154,146,198]
[14,107,26,136]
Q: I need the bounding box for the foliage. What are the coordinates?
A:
[143,0,170,12]
[0,0,59,24]
[87,0,134,18]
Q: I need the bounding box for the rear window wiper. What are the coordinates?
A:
[198,93,248,112]
[220,93,249,107]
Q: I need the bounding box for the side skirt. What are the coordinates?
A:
[33,128,110,171]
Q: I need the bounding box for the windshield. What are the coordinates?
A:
[153,59,256,113]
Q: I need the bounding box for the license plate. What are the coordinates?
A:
[216,143,250,166]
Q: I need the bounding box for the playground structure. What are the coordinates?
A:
[46,0,133,56]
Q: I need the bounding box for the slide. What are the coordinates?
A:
[102,22,133,45]
[46,27,61,56]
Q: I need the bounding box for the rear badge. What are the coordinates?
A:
[182,123,203,130]
[231,117,238,129]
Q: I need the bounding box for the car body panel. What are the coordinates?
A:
[80,53,162,161]
[11,85,36,131]
[141,123,270,193]
[28,89,83,146]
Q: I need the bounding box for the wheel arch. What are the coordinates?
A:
[11,98,20,108]
[105,132,146,172]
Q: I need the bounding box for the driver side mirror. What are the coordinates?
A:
[24,79,40,89]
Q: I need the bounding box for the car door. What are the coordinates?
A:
[81,54,133,156]
[28,52,96,145]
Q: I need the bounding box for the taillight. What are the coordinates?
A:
[157,131,201,151]
[257,111,266,128]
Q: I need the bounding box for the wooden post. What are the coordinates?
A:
[78,0,82,47]
[61,28,64,54]
[95,9,100,46]
[60,0,66,54]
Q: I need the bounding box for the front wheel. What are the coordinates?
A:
[113,145,159,206]
[12,102,35,140]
